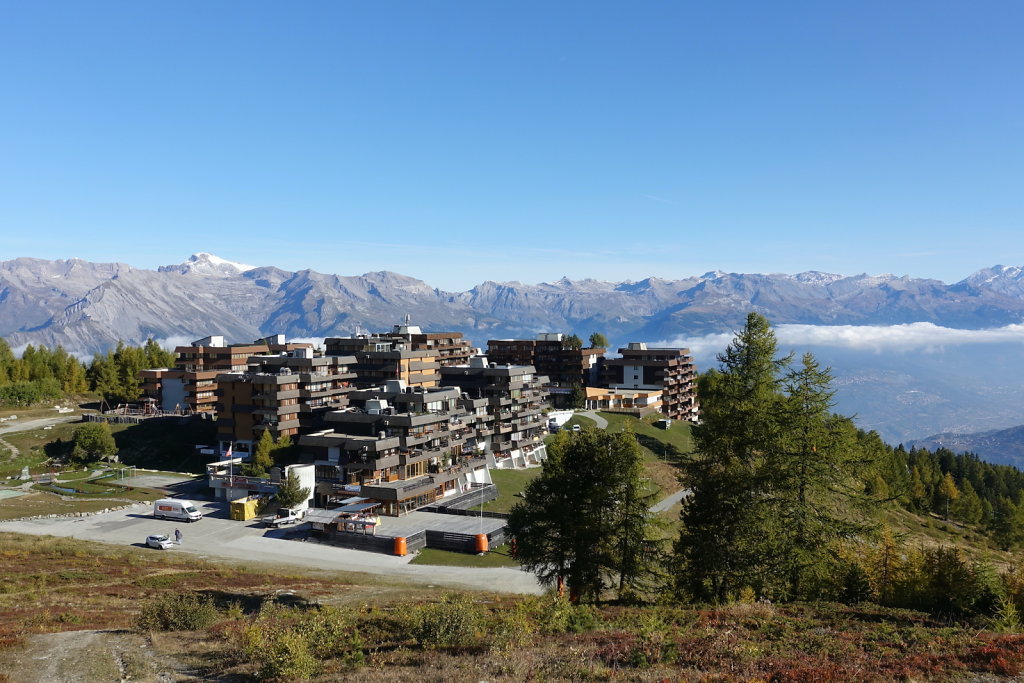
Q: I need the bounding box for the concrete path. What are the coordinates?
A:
[0,415,80,436]
[0,500,544,596]
[650,487,692,514]
[0,435,18,459]
[577,410,608,429]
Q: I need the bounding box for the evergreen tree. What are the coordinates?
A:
[952,479,984,525]
[775,353,868,598]
[508,428,659,602]
[244,429,276,477]
[991,497,1024,551]
[588,332,609,349]
[675,312,790,601]
[568,383,586,410]
[275,469,311,509]
[563,333,583,351]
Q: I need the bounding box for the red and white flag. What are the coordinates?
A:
[221,444,233,460]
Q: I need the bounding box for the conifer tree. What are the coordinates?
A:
[508,428,658,602]
[675,312,790,601]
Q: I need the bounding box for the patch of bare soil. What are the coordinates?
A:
[6,629,184,683]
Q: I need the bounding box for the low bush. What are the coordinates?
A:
[136,592,220,631]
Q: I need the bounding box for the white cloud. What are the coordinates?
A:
[663,322,1024,357]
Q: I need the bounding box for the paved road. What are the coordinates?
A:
[577,410,608,429]
[650,487,692,514]
[0,414,80,436]
[0,500,544,595]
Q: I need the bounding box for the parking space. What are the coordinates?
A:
[0,501,541,594]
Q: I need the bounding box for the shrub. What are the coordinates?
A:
[256,629,318,681]
[522,593,600,634]
[136,592,220,631]
[409,594,482,649]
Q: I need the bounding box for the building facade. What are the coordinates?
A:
[215,348,359,454]
[601,342,699,421]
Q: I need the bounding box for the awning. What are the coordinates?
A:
[304,508,342,524]
[340,496,369,504]
[335,502,380,513]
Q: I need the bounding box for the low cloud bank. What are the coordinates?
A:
[664,322,1024,357]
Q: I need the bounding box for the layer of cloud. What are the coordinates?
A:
[664,322,1024,358]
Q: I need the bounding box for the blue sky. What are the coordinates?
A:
[2,2,1022,290]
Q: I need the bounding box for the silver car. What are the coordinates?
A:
[146,534,175,550]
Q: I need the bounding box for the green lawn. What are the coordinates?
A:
[595,412,692,499]
[482,467,542,513]
[409,544,519,568]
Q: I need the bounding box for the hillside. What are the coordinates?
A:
[3,532,1024,682]
[910,424,1024,469]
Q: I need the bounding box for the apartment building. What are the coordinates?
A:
[486,333,604,388]
[601,342,699,421]
[325,337,442,390]
[440,357,549,466]
[299,382,488,516]
[215,348,359,454]
[140,334,312,414]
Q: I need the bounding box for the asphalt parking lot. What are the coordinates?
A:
[0,500,542,595]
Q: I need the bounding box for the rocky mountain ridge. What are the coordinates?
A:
[3,253,1024,355]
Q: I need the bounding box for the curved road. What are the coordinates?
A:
[576,410,608,429]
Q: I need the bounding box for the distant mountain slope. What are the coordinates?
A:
[5,254,1024,446]
[3,254,1024,355]
[909,425,1024,469]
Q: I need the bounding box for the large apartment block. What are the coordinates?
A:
[300,382,488,516]
[601,342,699,421]
[215,348,359,454]
[324,320,472,387]
[439,357,549,465]
[487,333,604,387]
[140,334,311,414]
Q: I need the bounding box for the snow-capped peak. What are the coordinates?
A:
[189,253,256,272]
[157,253,257,277]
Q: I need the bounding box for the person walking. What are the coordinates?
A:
[174,528,182,545]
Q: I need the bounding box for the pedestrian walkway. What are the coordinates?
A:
[577,411,609,429]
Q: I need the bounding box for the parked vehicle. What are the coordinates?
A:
[261,507,305,528]
[571,424,582,432]
[146,534,175,549]
[153,498,203,522]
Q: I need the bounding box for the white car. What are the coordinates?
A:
[146,534,175,550]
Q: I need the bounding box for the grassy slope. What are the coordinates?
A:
[3,532,1024,682]
[482,467,542,514]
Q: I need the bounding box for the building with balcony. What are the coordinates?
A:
[601,342,699,421]
[140,334,312,414]
[325,318,474,368]
[299,382,489,516]
[440,357,550,468]
[584,386,663,417]
[486,333,604,407]
[215,348,359,454]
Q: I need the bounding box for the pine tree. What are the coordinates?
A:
[275,469,311,509]
[508,428,659,602]
[244,429,275,477]
[588,332,609,349]
[775,353,868,598]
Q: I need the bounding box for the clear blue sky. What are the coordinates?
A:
[2,2,1022,290]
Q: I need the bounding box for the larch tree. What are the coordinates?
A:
[675,312,790,602]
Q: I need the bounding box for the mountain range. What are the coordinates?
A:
[4,254,1024,355]
[4,253,1024,445]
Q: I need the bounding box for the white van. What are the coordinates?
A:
[153,498,203,522]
